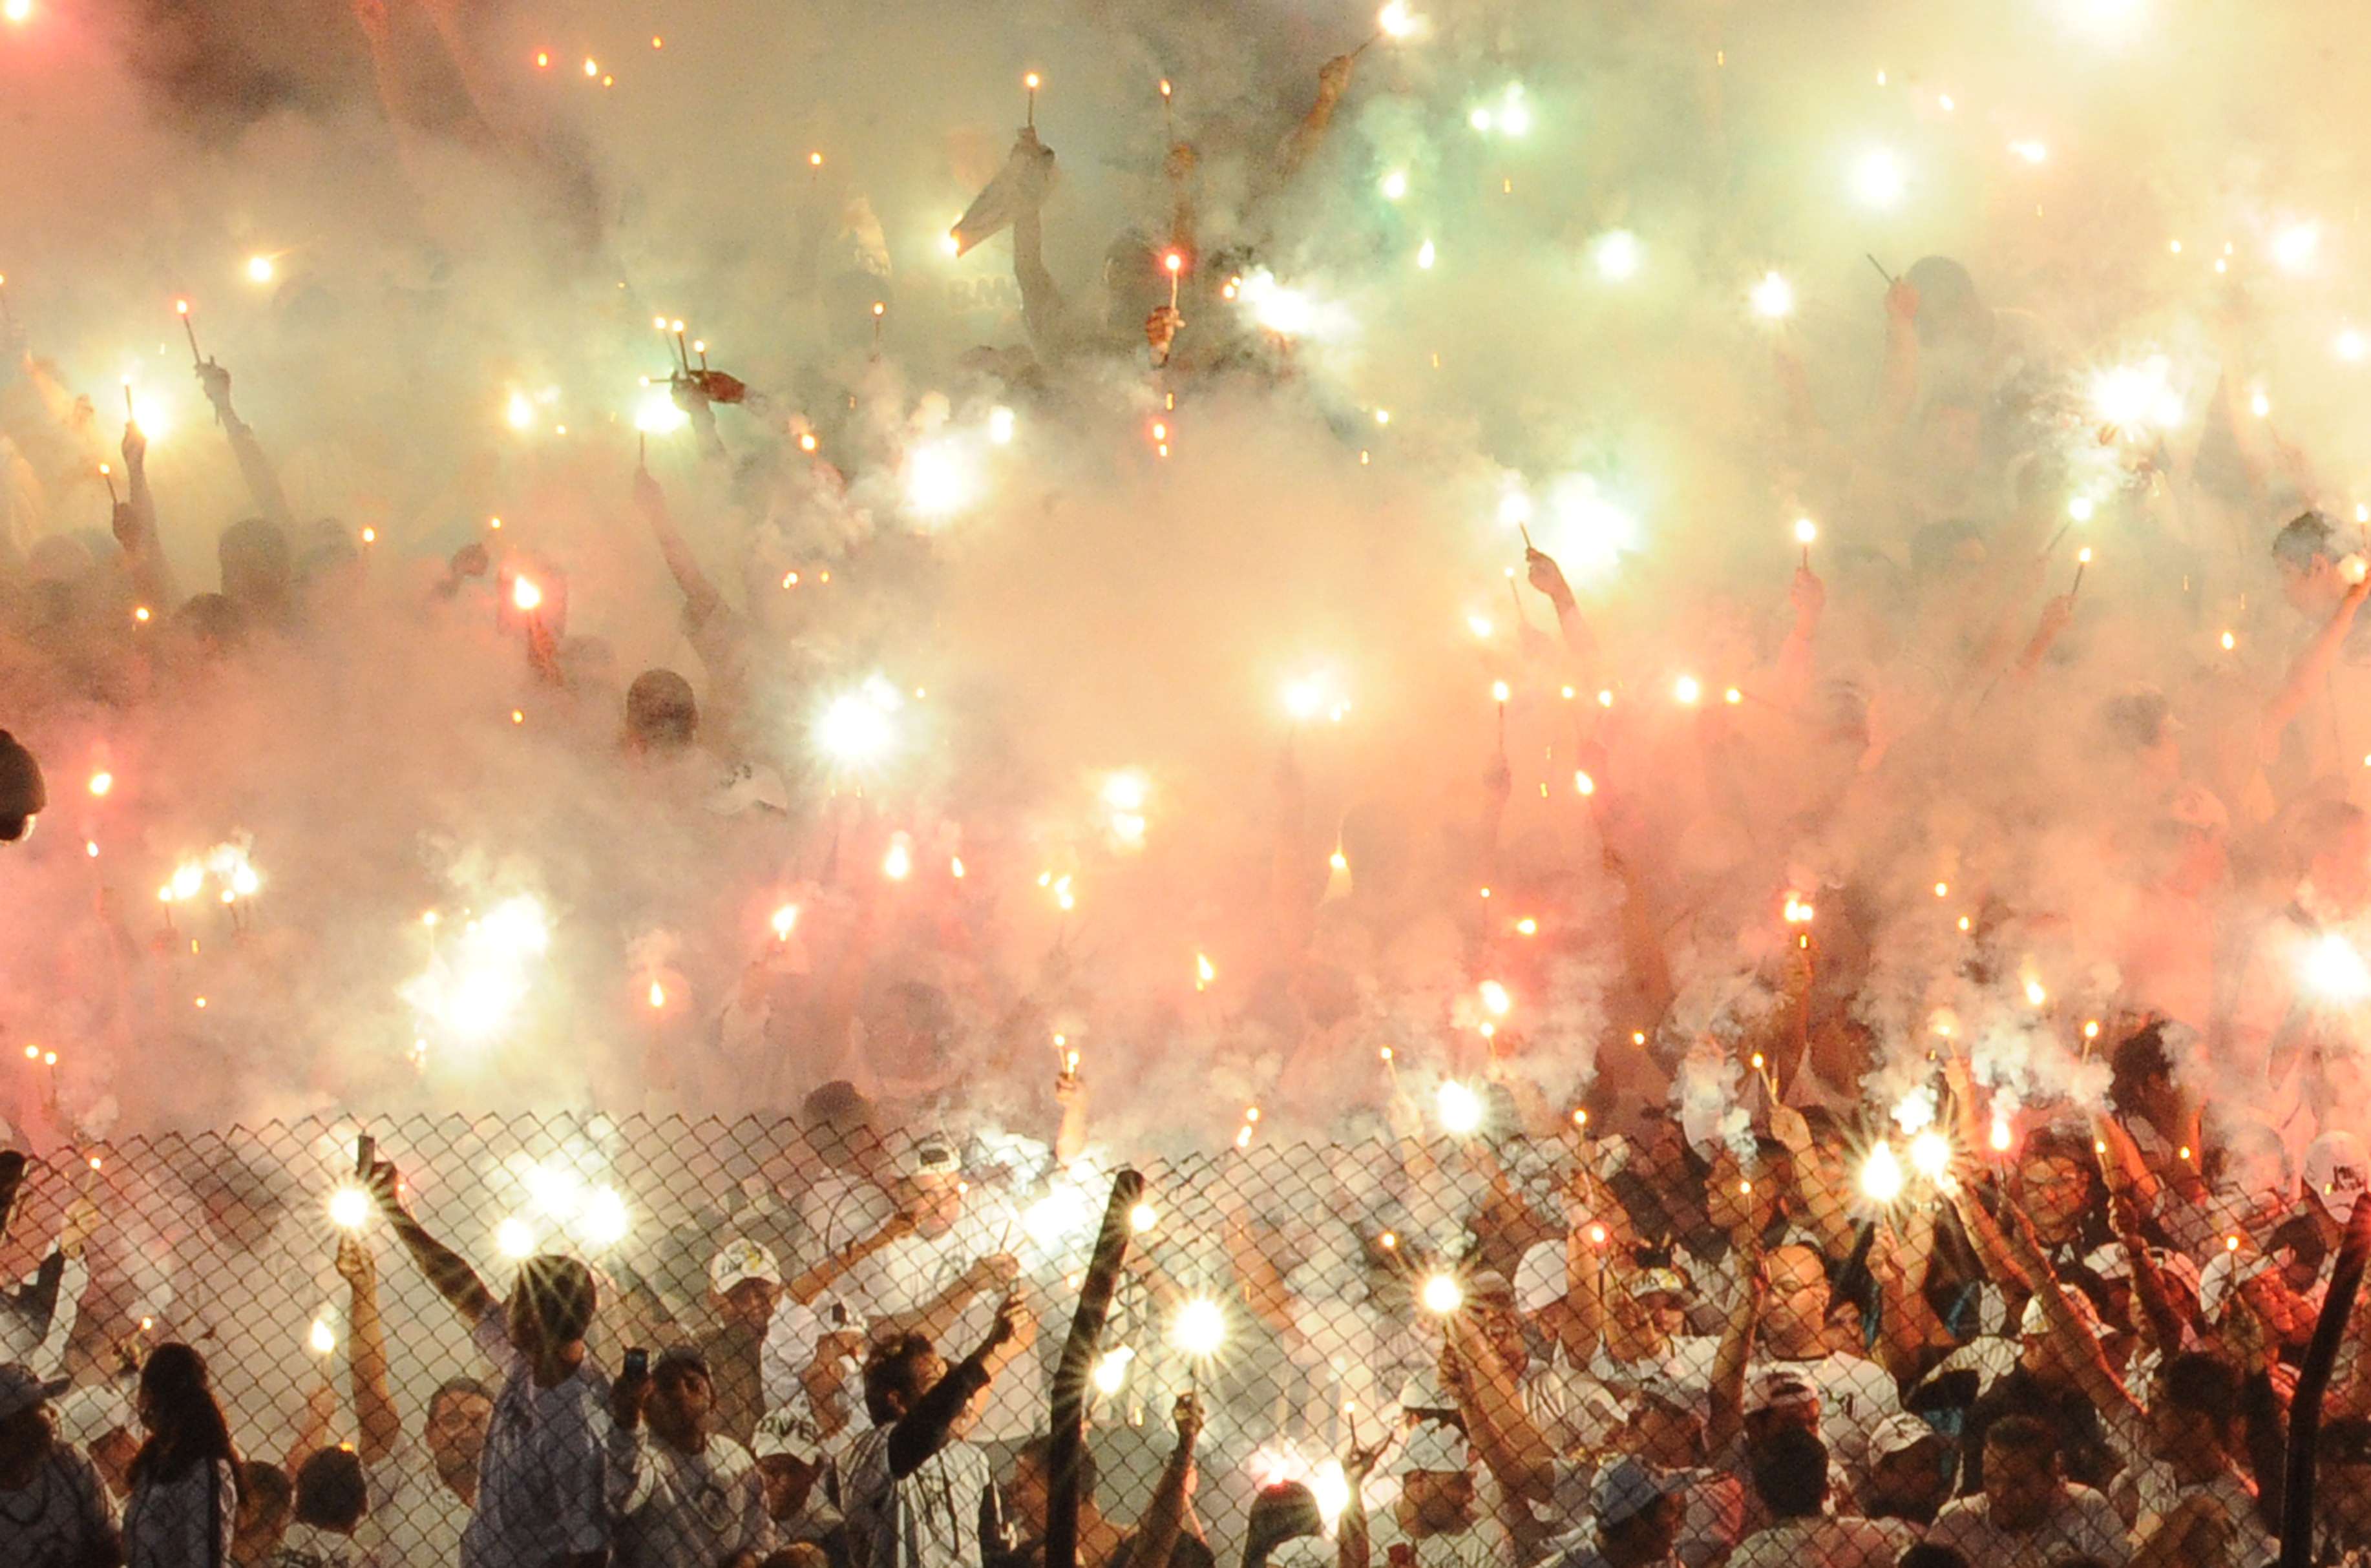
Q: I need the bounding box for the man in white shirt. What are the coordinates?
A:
[340,1233,487,1568]
[1924,1417,2129,1568]
[844,1297,1023,1568]
[1744,1246,1903,1476]
[1340,1421,1517,1568]
[1727,1427,1908,1568]
[608,1346,772,1568]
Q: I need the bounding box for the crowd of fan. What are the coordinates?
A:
[0,1054,2363,1568]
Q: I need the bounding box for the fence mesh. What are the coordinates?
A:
[0,1107,2323,1568]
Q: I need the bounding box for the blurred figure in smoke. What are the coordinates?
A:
[2264,511,2371,792]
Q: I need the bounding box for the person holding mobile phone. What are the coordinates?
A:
[364,1157,609,1568]
[608,1346,770,1568]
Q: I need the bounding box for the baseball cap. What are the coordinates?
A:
[1868,1412,1942,1461]
[2018,1288,2109,1340]
[752,1406,827,1465]
[1593,1457,1685,1527]
[1628,1267,1692,1302]
[1468,1270,1517,1309]
[2198,1248,2276,1326]
[708,1239,783,1295]
[1394,1421,1471,1477]
[1745,1367,1820,1416]
[2305,1132,2368,1221]
[0,1364,67,1423]
[1515,1242,1566,1315]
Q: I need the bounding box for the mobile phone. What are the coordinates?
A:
[624,1348,648,1380]
[354,1133,375,1177]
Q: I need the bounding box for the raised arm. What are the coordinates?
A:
[887,1296,1019,1479]
[1130,1395,1205,1568]
[114,421,176,609]
[783,1204,918,1307]
[2261,570,2371,758]
[1277,56,1356,179]
[193,360,295,532]
[632,464,725,614]
[1705,1224,1764,1456]
[335,1236,403,1465]
[366,1159,499,1328]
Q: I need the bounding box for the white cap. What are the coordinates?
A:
[708,1238,783,1295]
[2198,1249,2275,1326]
[2018,1287,2109,1340]
[1868,1412,1942,1461]
[2305,1132,2368,1221]
[752,1405,827,1464]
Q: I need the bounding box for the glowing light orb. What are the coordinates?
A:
[635,390,688,435]
[1593,230,1641,282]
[1852,148,1907,207]
[1674,674,1703,706]
[1859,1142,1905,1204]
[328,1187,372,1231]
[987,406,1017,445]
[1794,517,1818,546]
[495,1217,536,1259]
[2089,357,2183,430]
[308,1318,335,1355]
[2275,223,2321,272]
[2305,932,2371,1002]
[1171,1297,1227,1357]
[1909,1130,1954,1180]
[1380,170,1409,202]
[1418,1273,1464,1315]
[1751,272,1797,320]
[1478,979,1511,1017]
[1377,0,1418,37]
[505,391,536,430]
[1129,1202,1158,1233]
[581,1187,630,1248]
[1091,1347,1133,1394]
[246,255,275,284]
[1437,1079,1486,1135]
[815,684,900,764]
[511,576,543,613]
[902,440,978,521]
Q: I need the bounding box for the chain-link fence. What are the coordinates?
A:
[0,1107,2289,1568]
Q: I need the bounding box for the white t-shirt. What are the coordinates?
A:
[836,1214,1044,1445]
[844,1423,999,1568]
[1924,1486,2131,1568]
[0,1443,118,1568]
[1360,1489,1519,1568]
[1727,1515,1911,1568]
[606,1427,772,1568]
[2114,1461,2273,1568]
[1749,1353,1902,1469]
[360,1436,473,1568]
[268,1520,373,1568]
[797,1171,904,1261]
[123,1456,237,1568]
[459,1306,609,1568]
